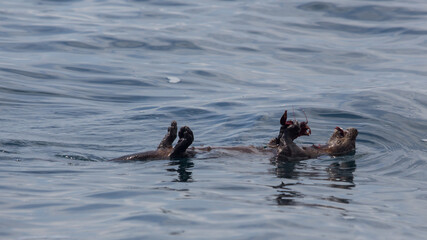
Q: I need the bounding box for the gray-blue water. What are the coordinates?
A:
[1,0,427,239]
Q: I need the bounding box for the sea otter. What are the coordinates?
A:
[110,110,358,162]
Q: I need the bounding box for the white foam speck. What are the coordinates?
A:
[342,215,355,220]
[167,76,181,83]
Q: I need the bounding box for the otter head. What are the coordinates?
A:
[326,127,358,155]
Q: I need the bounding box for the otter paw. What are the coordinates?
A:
[157,121,178,149]
[178,126,194,143]
[170,126,194,159]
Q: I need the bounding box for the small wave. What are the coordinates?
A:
[1,24,74,35]
[63,203,120,212]
[159,106,214,118]
[130,0,191,7]
[1,41,102,53]
[17,170,81,175]
[88,94,183,103]
[88,190,144,199]
[101,36,203,51]
[0,67,56,79]
[298,2,427,22]
[87,77,154,87]
[291,21,427,36]
[203,101,247,109]
[55,154,101,162]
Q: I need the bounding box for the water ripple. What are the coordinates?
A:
[298,2,427,22]
[0,0,426,239]
[292,21,427,35]
[2,24,74,35]
[0,67,56,79]
[100,36,203,51]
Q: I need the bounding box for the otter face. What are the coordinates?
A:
[327,127,358,155]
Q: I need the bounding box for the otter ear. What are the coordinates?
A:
[280,110,287,126]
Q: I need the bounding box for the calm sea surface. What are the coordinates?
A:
[1,0,427,239]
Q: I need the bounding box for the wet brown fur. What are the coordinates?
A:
[110,111,358,162]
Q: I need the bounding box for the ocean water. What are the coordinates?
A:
[1,0,427,239]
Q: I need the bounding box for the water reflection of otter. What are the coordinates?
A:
[168,159,194,182]
[272,160,357,206]
[326,160,356,189]
[110,110,358,162]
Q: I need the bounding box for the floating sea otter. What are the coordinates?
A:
[110,110,358,162]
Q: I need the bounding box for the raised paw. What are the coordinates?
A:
[169,126,194,159]
[157,121,178,149]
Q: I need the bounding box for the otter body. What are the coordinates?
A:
[110,121,195,162]
[111,149,171,161]
[110,110,358,162]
